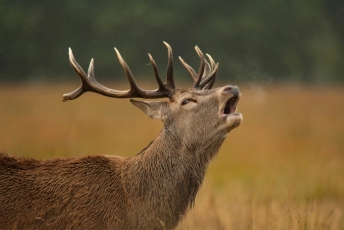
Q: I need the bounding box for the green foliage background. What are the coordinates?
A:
[1,0,343,84]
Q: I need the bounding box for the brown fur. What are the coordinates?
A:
[0,85,241,229]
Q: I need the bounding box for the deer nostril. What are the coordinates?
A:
[223,86,232,92]
[222,86,240,96]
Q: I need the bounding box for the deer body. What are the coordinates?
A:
[0,43,241,229]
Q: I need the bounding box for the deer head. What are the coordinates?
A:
[63,42,242,148]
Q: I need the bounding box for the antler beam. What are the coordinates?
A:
[63,42,175,102]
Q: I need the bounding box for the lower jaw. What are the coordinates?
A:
[225,114,242,127]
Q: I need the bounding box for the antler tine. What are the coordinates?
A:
[163,41,175,89]
[194,46,206,89]
[199,63,219,90]
[114,48,142,94]
[178,56,197,80]
[202,59,211,79]
[148,53,167,91]
[68,48,88,83]
[87,58,96,81]
[206,53,216,70]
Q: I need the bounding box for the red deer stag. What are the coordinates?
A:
[0,42,242,229]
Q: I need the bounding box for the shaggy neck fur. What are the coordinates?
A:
[122,126,226,229]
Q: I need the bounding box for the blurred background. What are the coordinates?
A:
[0,0,343,229]
[0,0,344,84]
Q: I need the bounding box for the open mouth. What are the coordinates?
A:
[222,96,239,117]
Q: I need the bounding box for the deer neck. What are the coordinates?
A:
[144,126,225,165]
[121,126,226,228]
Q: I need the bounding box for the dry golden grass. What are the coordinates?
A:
[0,83,343,229]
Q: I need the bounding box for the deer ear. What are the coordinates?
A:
[130,99,168,120]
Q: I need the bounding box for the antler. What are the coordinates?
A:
[63,42,175,102]
[179,46,219,90]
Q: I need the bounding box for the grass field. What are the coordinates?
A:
[1,83,343,229]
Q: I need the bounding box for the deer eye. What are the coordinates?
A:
[181,98,196,105]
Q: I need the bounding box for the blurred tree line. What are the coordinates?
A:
[0,0,343,84]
